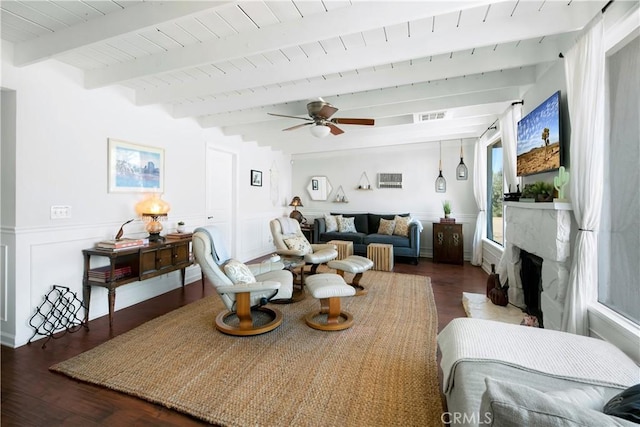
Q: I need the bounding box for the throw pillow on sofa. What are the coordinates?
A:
[338,216,357,233]
[603,384,640,423]
[284,236,312,254]
[393,215,412,237]
[378,218,396,235]
[324,214,338,232]
[480,378,637,427]
[224,259,257,284]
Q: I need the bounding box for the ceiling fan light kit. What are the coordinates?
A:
[310,124,331,138]
[269,98,374,138]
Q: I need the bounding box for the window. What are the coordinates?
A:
[598,35,639,324]
[486,140,503,245]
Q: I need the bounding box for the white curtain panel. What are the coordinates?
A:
[499,104,522,193]
[562,15,605,335]
[471,137,487,266]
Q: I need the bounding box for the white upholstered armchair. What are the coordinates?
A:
[193,226,293,336]
[270,218,338,274]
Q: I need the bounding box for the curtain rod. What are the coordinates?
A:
[479,119,499,139]
[559,1,613,58]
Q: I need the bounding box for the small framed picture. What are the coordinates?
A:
[251,170,262,187]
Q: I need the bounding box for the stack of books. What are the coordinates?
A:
[88,265,132,282]
[165,232,193,240]
[95,238,148,250]
[440,217,456,224]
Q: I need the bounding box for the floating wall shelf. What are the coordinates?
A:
[333,185,348,203]
[357,172,373,190]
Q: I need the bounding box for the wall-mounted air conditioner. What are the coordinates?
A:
[377,173,403,189]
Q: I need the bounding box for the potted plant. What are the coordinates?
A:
[521,181,554,202]
[176,221,186,233]
[443,200,452,218]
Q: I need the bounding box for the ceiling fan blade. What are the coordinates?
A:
[317,104,338,119]
[327,123,344,135]
[268,112,312,121]
[282,122,313,131]
[331,118,375,126]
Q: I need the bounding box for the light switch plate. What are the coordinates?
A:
[50,205,71,219]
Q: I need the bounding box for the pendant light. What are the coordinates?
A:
[435,141,447,193]
[456,139,468,180]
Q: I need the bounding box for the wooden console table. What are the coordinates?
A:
[82,238,192,327]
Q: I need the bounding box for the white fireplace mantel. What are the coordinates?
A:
[503,201,576,330]
[504,201,573,211]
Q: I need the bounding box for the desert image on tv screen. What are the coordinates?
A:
[517,91,561,176]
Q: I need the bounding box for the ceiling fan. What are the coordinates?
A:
[268,98,375,137]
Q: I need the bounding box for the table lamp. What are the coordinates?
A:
[135,193,171,242]
[289,196,306,223]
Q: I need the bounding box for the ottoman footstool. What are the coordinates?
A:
[327,255,374,296]
[304,273,356,331]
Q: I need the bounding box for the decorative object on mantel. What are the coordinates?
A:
[333,185,348,203]
[553,166,570,202]
[521,181,554,202]
[135,193,171,242]
[357,172,372,190]
[28,285,86,348]
[456,139,468,180]
[503,184,522,202]
[435,141,446,193]
[114,218,134,240]
[288,196,307,223]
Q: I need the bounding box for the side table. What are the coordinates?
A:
[274,256,306,303]
[367,243,394,271]
[300,222,315,243]
[328,240,354,260]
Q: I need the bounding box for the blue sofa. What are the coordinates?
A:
[313,213,420,264]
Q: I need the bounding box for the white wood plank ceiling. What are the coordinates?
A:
[1,0,625,154]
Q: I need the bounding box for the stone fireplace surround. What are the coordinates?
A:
[498,202,576,330]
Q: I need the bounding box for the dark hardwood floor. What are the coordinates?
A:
[1,258,486,426]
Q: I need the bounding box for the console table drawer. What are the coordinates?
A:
[140,246,174,276]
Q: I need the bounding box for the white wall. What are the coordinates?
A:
[480,59,569,270]
[291,141,477,259]
[0,41,291,347]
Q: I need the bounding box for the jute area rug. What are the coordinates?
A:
[51,270,442,426]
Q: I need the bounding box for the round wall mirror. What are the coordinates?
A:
[306,176,332,201]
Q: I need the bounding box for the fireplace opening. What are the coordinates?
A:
[520,249,544,327]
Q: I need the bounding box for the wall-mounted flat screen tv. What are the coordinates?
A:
[516,90,562,176]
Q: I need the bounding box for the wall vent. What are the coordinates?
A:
[377,173,403,189]
[414,111,447,122]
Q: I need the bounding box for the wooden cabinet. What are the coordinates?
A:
[433,223,463,265]
[82,238,192,327]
